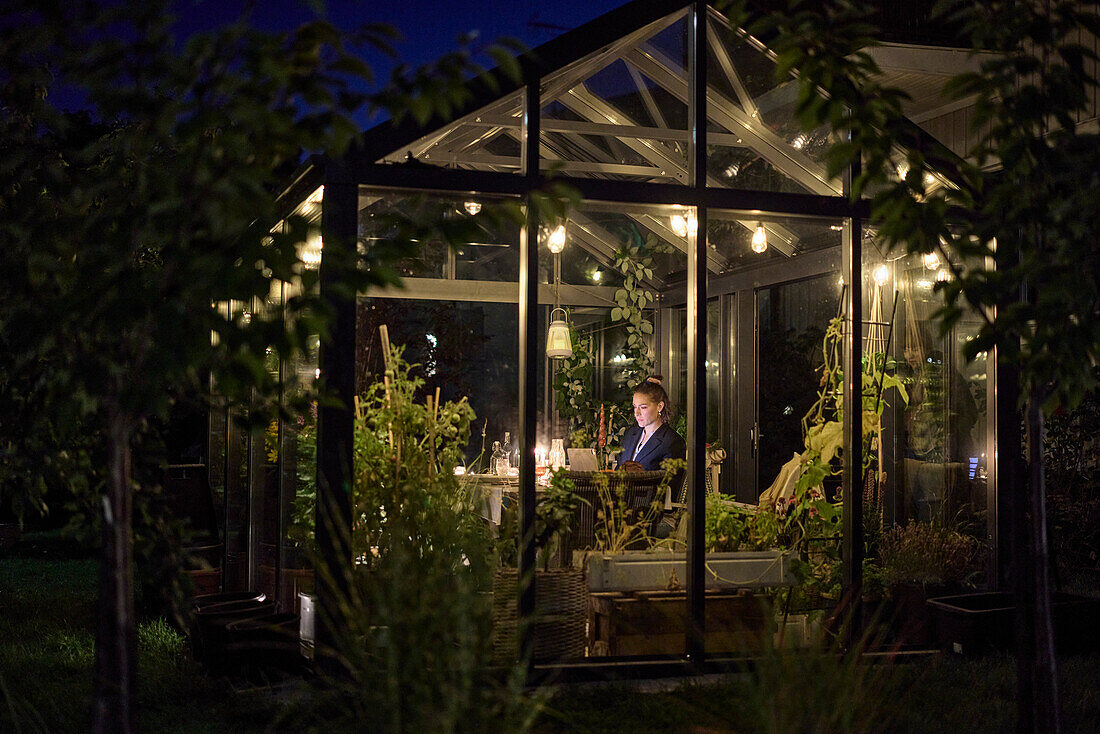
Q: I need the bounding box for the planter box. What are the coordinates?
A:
[588,590,772,656]
[927,592,1100,656]
[586,550,795,593]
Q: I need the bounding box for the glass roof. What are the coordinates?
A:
[375,6,841,194]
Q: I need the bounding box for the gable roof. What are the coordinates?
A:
[353,0,968,168]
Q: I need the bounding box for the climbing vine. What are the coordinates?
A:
[610,238,658,390]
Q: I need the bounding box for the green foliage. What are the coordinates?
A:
[878,521,983,587]
[288,416,318,554]
[531,469,581,568]
[1044,373,1100,495]
[738,0,1100,411]
[610,239,659,391]
[351,343,480,560]
[592,459,684,553]
[795,317,908,494]
[299,341,535,734]
[704,496,780,552]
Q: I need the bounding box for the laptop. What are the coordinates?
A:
[566,448,598,471]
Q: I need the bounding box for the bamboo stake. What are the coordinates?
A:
[379,324,392,372]
[426,392,437,480]
[379,325,395,450]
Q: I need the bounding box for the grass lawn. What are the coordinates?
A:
[0,534,278,734]
[3,533,1099,733]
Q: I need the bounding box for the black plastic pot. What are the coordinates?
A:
[222,612,303,674]
[191,589,266,613]
[927,591,1100,655]
[191,597,275,663]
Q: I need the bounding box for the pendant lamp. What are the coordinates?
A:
[546,307,573,359]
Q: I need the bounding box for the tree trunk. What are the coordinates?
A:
[1017,385,1061,733]
[92,403,136,734]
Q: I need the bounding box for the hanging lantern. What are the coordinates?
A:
[546,307,573,359]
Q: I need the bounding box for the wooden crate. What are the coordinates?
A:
[589,590,771,656]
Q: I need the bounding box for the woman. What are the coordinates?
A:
[616,375,686,471]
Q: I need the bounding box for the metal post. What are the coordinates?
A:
[841,159,863,606]
[518,72,541,671]
[316,165,357,675]
[685,0,708,666]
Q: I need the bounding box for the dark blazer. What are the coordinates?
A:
[615,422,686,472]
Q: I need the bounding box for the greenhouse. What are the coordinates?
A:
[206,0,1001,675]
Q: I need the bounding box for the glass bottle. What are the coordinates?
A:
[548,438,566,469]
[490,441,506,476]
[501,432,513,472]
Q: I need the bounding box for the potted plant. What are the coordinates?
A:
[877,520,983,645]
[585,460,796,593]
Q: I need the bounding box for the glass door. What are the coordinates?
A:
[754,273,842,497]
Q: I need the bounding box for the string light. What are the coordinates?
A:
[463,200,482,216]
[670,211,697,238]
[547,224,566,253]
[751,224,767,253]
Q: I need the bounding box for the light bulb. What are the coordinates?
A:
[547,224,566,253]
[923,252,940,270]
[936,267,950,282]
[463,200,482,216]
[591,269,602,282]
[751,224,767,253]
[670,214,688,238]
[671,211,697,237]
[301,233,323,269]
[873,264,889,286]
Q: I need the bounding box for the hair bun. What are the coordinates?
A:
[646,374,664,385]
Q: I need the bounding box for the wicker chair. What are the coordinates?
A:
[559,470,670,561]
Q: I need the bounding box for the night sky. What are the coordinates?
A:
[177,0,631,85]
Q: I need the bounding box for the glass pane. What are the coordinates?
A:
[706,297,723,447]
[708,212,842,273]
[224,403,249,591]
[540,10,690,183]
[252,281,284,605]
[860,236,993,638]
[207,390,227,555]
[756,274,843,492]
[888,249,990,533]
[539,201,687,661]
[359,191,519,281]
[705,9,840,195]
[698,212,844,653]
[377,91,524,173]
[352,189,522,663]
[277,273,319,616]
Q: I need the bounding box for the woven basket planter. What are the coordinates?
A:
[491,567,587,664]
